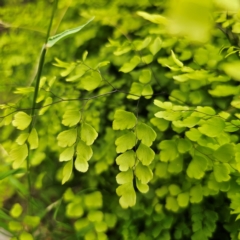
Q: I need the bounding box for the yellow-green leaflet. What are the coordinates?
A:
[136,143,155,165]
[75,140,93,173]
[28,128,39,149]
[139,69,152,83]
[135,162,153,184]
[80,71,102,91]
[10,144,28,169]
[136,122,156,146]
[19,232,34,240]
[57,129,77,147]
[177,192,189,208]
[116,182,136,209]
[149,37,162,55]
[187,156,207,179]
[213,163,230,182]
[62,110,81,127]
[119,56,140,73]
[75,155,89,173]
[137,11,167,25]
[116,169,133,184]
[116,150,135,171]
[16,133,29,145]
[62,160,73,184]
[166,196,179,212]
[136,178,149,193]
[39,97,52,115]
[12,112,32,130]
[113,110,137,130]
[81,122,98,145]
[10,203,23,218]
[115,131,136,153]
[59,146,74,162]
[171,50,184,68]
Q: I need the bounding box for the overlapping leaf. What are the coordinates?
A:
[116,169,133,184]
[119,56,140,73]
[198,118,225,137]
[154,100,173,110]
[59,146,75,162]
[187,156,207,179]
[81,122,98,145]
[155,162,168,178]
[137,11,167,25]
[177,138,192,153]
[116,150,135,171]
[181,116,201,128]
[115,131,136,153]
[113,110,136,130]
[62,110,81,127]
[149,37,162,55]
[168,156,183,174]
[159,140,178,162]
[213,163,230,182]
[135,162,153,184]
[136,178,149,193]
[177,192,189,208]
[16,133,29,145]
[80,71,102,91]
[136,123,156,146]
[127,82,143,100]
[169,184,181,196]
[62,160,73,184]
[28,128,39,150]
[213,143,235,163]
[75,155,89,173]
[9,144,28,169]
[155,186,168,198]
[12,112,32,130]
[185,128,202,141]
[116,182,136,208]
[142,84,153,99]
[150,118,169,131]
[190,184,203,203]
[39,97,52,115]
[171,50,184,67]
[57,128,77,147]
[136,143,155,165]
[165,196,179,212]
[139,69,152,83]
[75,140,93,172]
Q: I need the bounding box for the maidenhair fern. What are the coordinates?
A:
[2,0,240,239]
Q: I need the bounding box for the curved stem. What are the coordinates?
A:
[27,0,58,213]
[45,0,58,44]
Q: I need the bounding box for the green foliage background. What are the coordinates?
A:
[1,0,240,239]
